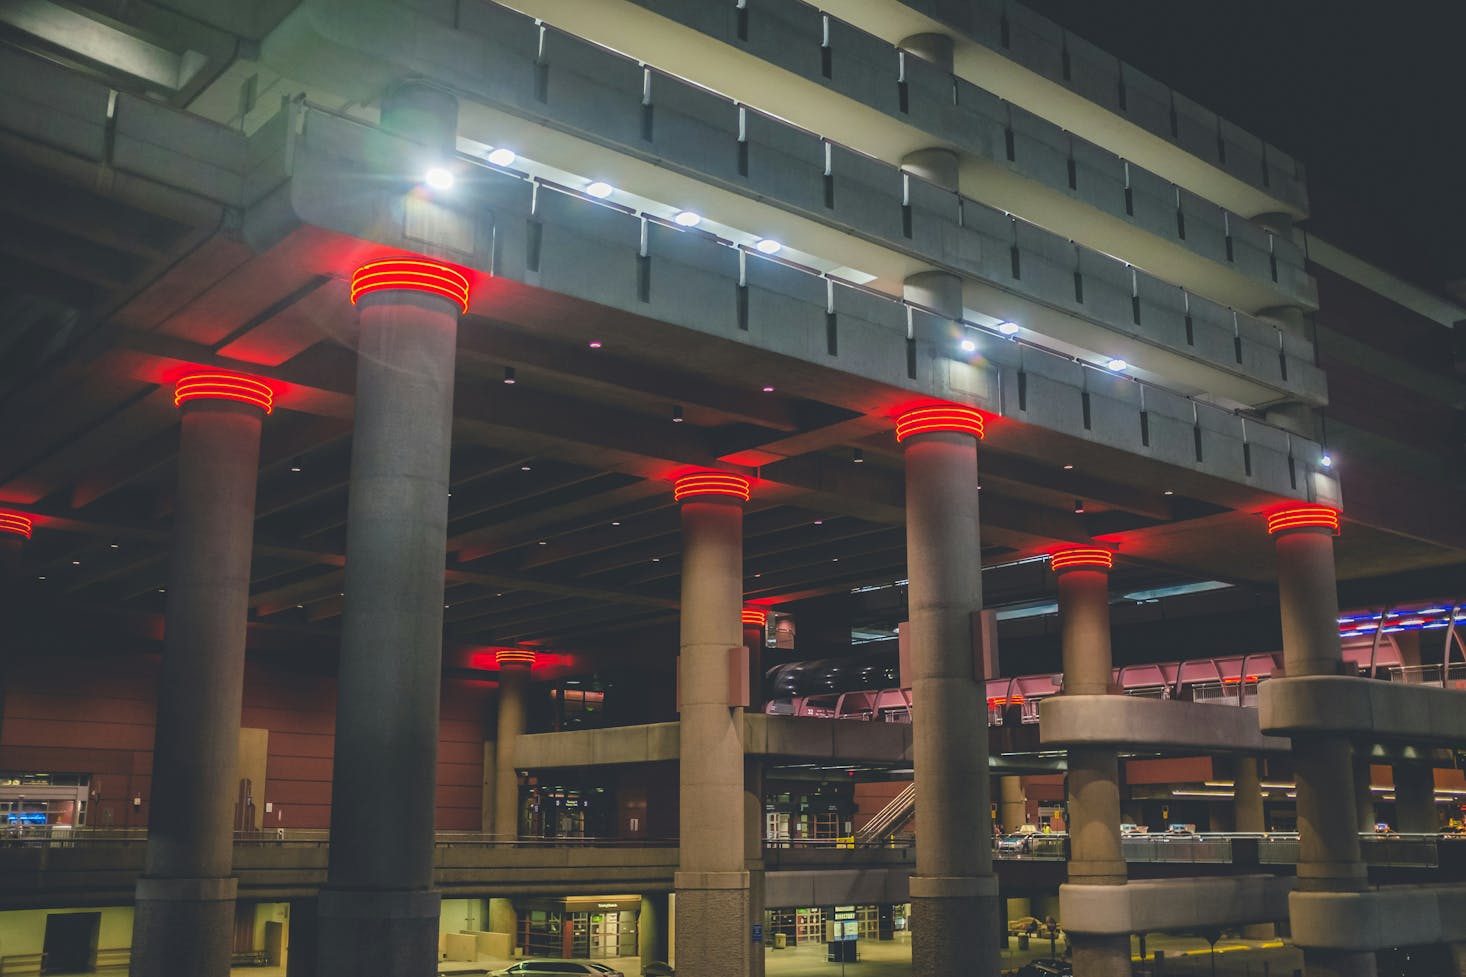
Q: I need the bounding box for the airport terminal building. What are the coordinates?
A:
[0,1,1464,976]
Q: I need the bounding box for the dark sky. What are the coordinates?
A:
[1023,0,1466,296]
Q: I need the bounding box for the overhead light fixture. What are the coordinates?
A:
[1073,498,1085,514]
[520,465,532,472]
[1164,489,1174,496]
[1106,358,1128,372]
[1063,464,1074,471]
[761,384,775,393]
[424,166,454,189]
[674,210,702,227]
[997,321,1020,336]
[588,340,603,349]
[585,181,615,199]
[503,366,517,384]
[852,448,864,463]
[486,147,516,167]
[959,338,977,353]
[671,405,685,423]
[1320,453,1334,469]
[754,238,782,255]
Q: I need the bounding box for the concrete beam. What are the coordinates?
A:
[1259,676,1466,744]
[1290,885,1466,951]
[1060,875,1294,935]
[514,722,680,769]
[1040,695,1290,753]
[765,868,911,909]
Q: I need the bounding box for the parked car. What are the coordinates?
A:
[996,833,1032,855]
[1015,958,1072,977]
[643,964,675,977]
[491,961,624,977]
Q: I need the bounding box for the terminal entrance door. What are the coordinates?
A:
[42,912,98,973]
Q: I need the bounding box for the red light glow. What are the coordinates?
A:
[350,257,471,312]
[1265,505,1341,536]
[673,472,752,503]
[173,372,274,414]
[495,648,537,669]
[742,609,768,627]
[1050,547,1114,572]
[894,405,985,443]
[0,511,33,539]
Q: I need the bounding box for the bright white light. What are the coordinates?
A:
[486,147,516,167]
[586,181,615,199]
[1320,453,1334,469]
[755,238,782,255]
[997,321,1020,336]
[424,166,454,190]
[674,210,702,227]
[959,338,977,353]
[1106,358,1128,371]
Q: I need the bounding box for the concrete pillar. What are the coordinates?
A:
[1052,549,1129,977]
[1269,508,1375,977]
[1354,755,1376,832]
[317,85,468,970]
[640,892,670,967]
[286,899,317,977]
[1392,763,1437,834]
[743,609,766,711]
[999,776,1028,833]
[899,32,954,72]
[488,899,517,950]
[897,404,999,977]
[493,652,533,838]
[0,514,28,581]
[1235,757,1266,833]
[673,471,762,977]
[131,374,268,977]
[1449,941,1466,977]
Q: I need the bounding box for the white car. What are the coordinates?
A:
[491,961,624,977]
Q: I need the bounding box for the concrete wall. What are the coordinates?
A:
[0,906,134,957]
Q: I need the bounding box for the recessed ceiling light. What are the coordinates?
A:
[109,542,119,549]
[588,340,602,349]
[674,211,702,227]
[1106,358,1128,372]
[761,385,775,393]
[36,575,45,580]
[424,166,454,190]
[486,147,516,167]
[611,521,621,526]
[959,338,977,353]
[70,560,80,566]
[520,465,532,471]
[997,321,1020,336]
[754,238,782,255]
[671,405,684,423]
[1063,464,1074,471]
[652,557,661,562]
[503,366,517,384]
[586,181,614,199]
[852,448,864,463]
[538,540,548,546]
[1164,489,1175,496]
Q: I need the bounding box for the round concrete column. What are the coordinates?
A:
[493,650,534,838]
[897,404,999,977]
[1235,756,1266,834]
[1392,763,1438,834]
[0,512,30,581]
[1268,507,1375,977]
[743,608,767,710]
[1051,547,1129,977]
[317,253,469,977]
[672,472,762,977]
[1354,754,1377,833]
[999,776,1027,833]
[132,373,269,977]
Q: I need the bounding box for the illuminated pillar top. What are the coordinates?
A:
[494,648,537,670]
[895,404,985,442]
[173,372,274,414]
[0,511,33,539]
[673,472,752,503]
[1265,504,1341,536]
[742,608,768,628]
[350,256,471,312]
[1050,546,1115,572]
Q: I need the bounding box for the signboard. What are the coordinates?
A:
[752,924,763,944]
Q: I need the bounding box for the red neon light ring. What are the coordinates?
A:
[495,648,537,669]
[1265,505,1341,536]
[673,472,752,503]
[174,373,274,414]
[742,609,768,628]
[0,511,33,539]
[1050,547,1114,572]
[350,257,471,312]
[894,405,985,443]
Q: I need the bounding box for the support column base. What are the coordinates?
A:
[910,875,1001,977]
[1073,934,1131,977]
[315,888,440,977]
[130,877,238,977]
[675,871,756,977]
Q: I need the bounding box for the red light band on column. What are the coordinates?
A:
[350,257,471,312]
[1050,547,1114,572]
[895,405,985,442]
[495,648,537,669]
[742,609,768,627]
[174,372,274,414]
[0,511,33,539]
[673,472,752,503]
[1265,505,1341,536]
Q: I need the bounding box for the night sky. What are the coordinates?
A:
[1023,0,1466,297]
